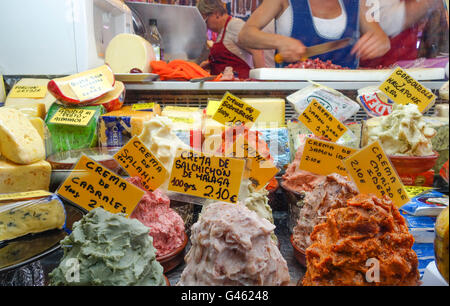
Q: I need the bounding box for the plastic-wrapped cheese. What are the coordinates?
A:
[0,194,66,242]
[45,103,105,154]
[0,107,45,165]
[105,34,156,73]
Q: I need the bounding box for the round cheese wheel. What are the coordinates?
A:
[105,34,156,74]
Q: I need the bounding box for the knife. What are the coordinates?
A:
[274,37,353,64]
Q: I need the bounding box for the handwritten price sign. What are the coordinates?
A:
[342,141,409,208]
[48,107,97,126]
[57,155,144,216]
[212,92,261,126]
[379,67,436,113]
[168,149,245,204]
[298,99,348,142]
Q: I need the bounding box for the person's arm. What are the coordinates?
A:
[351,0,391,60]
[403,0,441,30]
[249,49,267,68]
[238,0,307,62]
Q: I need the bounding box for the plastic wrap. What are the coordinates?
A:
[0,194,66,242]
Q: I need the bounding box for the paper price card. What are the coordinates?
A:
[48,107,96,126]
[57,155,145,217]
[8,85,47,99]
[69,72,113,102]
[404,186,434,199]
[379,67,436,113]
[342,141,409,208]
[132,102,155,111]
[299,137,357,177]
[224,135,279,191]
[113,136,168,191]
[0,190,52,202]
[298,99,348,142]
[168,149,245,204]
[212,92,261,126]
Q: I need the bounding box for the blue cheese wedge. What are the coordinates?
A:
[0,107,45,165]
[0,194,66,242]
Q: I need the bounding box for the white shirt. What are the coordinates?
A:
[217,17,254,68]
[378,0,406,37]
[276,0,347,40]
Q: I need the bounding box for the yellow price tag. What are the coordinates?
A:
[212,92,261,126]
[299,137,357,177]
[224,134,278,191]
[379,67,436,113]
[342,141,410,208]
[8,85,47,99]
[168,149,245,204]
[298,99,348,142]
[69,72,113,102]
[57,155,145,217]
[114,136,168,191]
[0,190,53,202]
[48,107,96,126]
[132,103,155,111]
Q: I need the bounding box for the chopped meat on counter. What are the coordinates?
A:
[302,194,421,286]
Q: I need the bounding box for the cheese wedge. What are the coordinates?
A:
[0,194,66,242]
[0,158,51,193]
[105,33,156,73]
[0,75,5,103]
[5,78,56,112]
[0,108,45,164]
[5,102,46,120]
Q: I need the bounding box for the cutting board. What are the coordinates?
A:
[249,67,446,81]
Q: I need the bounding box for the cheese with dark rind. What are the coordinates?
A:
[0,194,66,242]
[45,103,105,154]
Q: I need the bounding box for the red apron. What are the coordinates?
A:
[209,16,251,79]
[360,25,419,68]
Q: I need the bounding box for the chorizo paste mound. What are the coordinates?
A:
[293,173,358,251]
[127,176,185,257]
[303,194,420,286]
[178,202,290,286]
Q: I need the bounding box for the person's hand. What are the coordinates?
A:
[276,36,307,63]
[199,60,210,69]
[351,30,391,60]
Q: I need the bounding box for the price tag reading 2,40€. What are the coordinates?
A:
[298,99,348,142]
[342,141,409,208]
[299,137,357,177]
[168,149,245,204]
[57,155,145,217]
[113,136,168,191]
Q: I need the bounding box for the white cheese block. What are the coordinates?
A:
[105,33,156,73]
[5,78,56,112]
[0,158,51,193]
[0,108,45,164]
[0,194,66,242]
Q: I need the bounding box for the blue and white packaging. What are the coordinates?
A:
[401,190,449,217]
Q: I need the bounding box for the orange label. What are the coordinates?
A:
[212,92,261,126]
[168,149,245,204]
[379,67,436,113]
[342,141,409,208]
[298,99,348,142]
[113,136,168,191]
[57,155,144,217]
[299,137,356,177]
[224,135,279,191]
